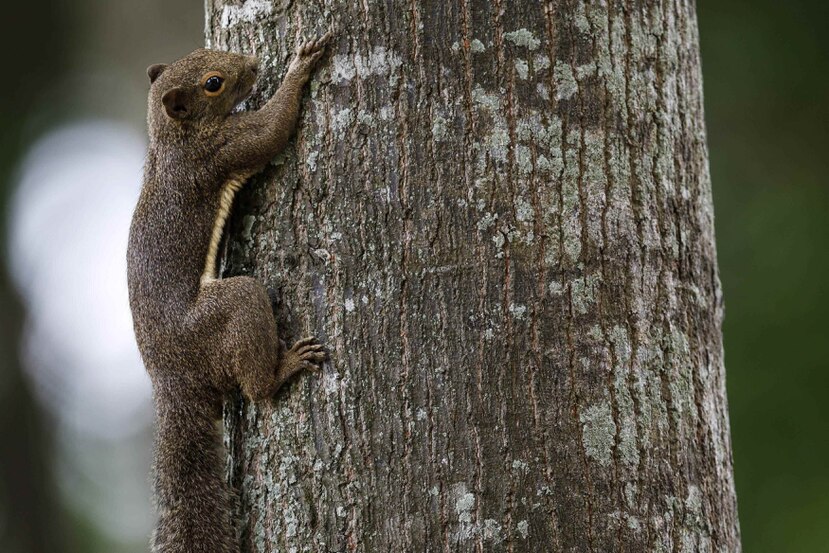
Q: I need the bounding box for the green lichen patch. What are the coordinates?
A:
[505,28,541,50]
[470,39,486,53]
[580,401,616,466]
[554,62,578,100]
[515,58,529,80]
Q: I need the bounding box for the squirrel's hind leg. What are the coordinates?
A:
[198,277,324,399]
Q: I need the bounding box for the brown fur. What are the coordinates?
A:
[127,35,331,553]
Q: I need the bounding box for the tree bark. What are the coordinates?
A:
[207,0,740,551]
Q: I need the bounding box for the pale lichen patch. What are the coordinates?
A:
[515,59,529,80]
[431,114,449,141]
[627,515,641,531]
[331,107,354,134]
[356,110,374,127]
[587,325,603,342]
[536,153,555,174]
[306,150,319,172]
[561,128,583,263]
[485,127,511,163]
[554,62,578,100]
[685,485,703,525]
[322,372,341,395]
[450,484,512,543]
[574,6,591,34]
[477,212,498,232]
[331,46,403,84]
[313,248,330,263]
[509,303,527,320]
[482,519,502,542]
[220,0,272,27]
[533,53,551,71]
[576,62,597,79]
[511,459,529,473]
[515,145,533,175]
[505,28,541,50]
[624,483,638,510]
[472,85,502,112]
[378,105,394,120]
[454,487,475,524]
[470,39,486,53]
[580,402,616,466]
[515,195,534,222]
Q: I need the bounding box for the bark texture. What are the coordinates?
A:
[207,0,739,551]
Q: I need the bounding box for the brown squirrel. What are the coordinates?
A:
[127,34,332,552]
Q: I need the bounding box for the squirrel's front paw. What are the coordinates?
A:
[283,336,327,373]
[288,32,333,78]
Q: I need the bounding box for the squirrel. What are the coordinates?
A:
[127,33,332,552]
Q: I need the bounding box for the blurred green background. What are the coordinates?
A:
[698,1,829,551]
[0,1,826,552]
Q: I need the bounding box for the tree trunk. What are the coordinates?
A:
[207,0,740,551]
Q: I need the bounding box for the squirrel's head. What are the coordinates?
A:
[147,49,259,123]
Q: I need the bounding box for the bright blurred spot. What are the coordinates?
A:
[7,121,150,440]
[6,121,154,544]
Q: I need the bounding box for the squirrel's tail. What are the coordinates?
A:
[150,396,237,553]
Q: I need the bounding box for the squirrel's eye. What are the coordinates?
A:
[204,76,224,93]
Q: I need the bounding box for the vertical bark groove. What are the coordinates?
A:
[207,0,740,551]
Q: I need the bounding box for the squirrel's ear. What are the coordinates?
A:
[162,87,191,120]
[147,64,168,84]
